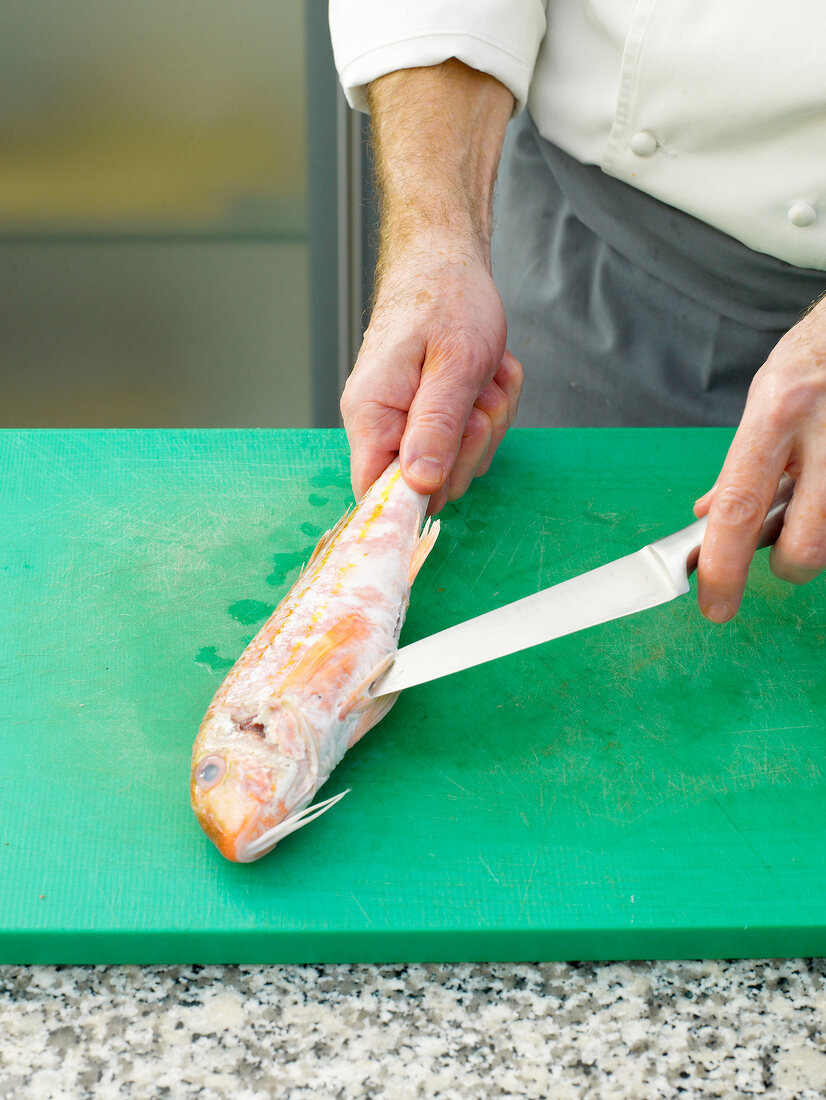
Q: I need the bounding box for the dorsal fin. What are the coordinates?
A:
[298,505,356,581]
[250,505,358,643]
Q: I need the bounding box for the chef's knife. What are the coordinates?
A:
[368,476,795,698]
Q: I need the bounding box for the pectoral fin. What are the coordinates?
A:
[347,691,399,748]
[339,652,395,719]
[409,517,440,586]
[339,652,400,747]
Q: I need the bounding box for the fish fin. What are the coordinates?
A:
[339,652,395,719]
[241,789,351,860]
[265,505,356,617]
[240,506,358,653]
[409,517,440,585]
[346,691,399,748]
[299,505,356,580]
[279,612,370,694]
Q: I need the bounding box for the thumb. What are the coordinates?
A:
[398,364,478,496]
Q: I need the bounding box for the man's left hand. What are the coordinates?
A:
[695,294,826,621]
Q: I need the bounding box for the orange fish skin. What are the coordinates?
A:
[190,459,439,862]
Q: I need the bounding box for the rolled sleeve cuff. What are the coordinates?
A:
[330,4,547,114]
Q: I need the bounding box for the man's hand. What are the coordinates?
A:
[341,247,522,513]
[340,60,522,512]
[694,294,826,621]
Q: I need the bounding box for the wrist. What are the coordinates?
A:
[375,141,498,259]
[377,224,492,277]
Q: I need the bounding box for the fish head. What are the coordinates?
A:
[190,698,320,862]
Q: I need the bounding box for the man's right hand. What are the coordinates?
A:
[340,60,521,512]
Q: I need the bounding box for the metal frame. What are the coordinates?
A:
[305,0,377,428]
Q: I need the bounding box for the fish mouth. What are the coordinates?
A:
[217,814,259,862]
[208,807,263,864]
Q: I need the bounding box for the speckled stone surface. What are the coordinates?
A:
[2,960,826,1098]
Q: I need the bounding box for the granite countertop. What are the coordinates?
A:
[2,959,826,1098]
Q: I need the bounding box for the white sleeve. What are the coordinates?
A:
[329,0,548,114]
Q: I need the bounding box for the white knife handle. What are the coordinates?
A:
[650,474,795,586]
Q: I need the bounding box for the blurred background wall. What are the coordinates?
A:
[0,0,365,428]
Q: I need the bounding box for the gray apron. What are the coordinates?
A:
[492,112,825,427]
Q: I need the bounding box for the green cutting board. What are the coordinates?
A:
[1,429,824,963]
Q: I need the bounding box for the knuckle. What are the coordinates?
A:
[414,406,465,442]
[343,399,404,450]
[463,405,493,445]
[498,352,524,393]
[475,381,508,422]
[489,388,510,421]
[779,533,826,575]
[340,393,369,432]
[339,386,355,422]
[761,384,812,431]
[340,372,372,422]
[713,485,766,529]
[431,329,501,383]
[750,357,826,430]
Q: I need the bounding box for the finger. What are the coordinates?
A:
[399,339,494,496]
[474,350,523,477]
[445,406,493,502]
[494,348,524,420]
[692,481,718,519]
[423,349,521,510]
[697,435,789,622]
[427,484,450,517]
[470,386,505,480]
[769,460,826,585]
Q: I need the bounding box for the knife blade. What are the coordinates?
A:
[368,475,795,698]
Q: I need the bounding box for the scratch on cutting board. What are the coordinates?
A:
[489,763,524,798]
[727,724,816,736]
[350,893,373,926]
[518,846,542,923]
[585,502,624,528]
[435,768,469,794]
[92,871,119,927]
[505,525,533,570]
[708,794,765,868]
[478,855,500,885]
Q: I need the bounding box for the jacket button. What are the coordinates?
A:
[630,130,658,157]
[788,201,817,227]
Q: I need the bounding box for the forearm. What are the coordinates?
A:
[341,59,521,509]
[368,59,515,276]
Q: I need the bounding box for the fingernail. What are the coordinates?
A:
[406,455,444,488]
[705,601,732,623]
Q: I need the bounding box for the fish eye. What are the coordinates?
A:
[194,754,226,791]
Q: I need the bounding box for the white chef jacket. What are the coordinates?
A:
[329,0,826,272]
